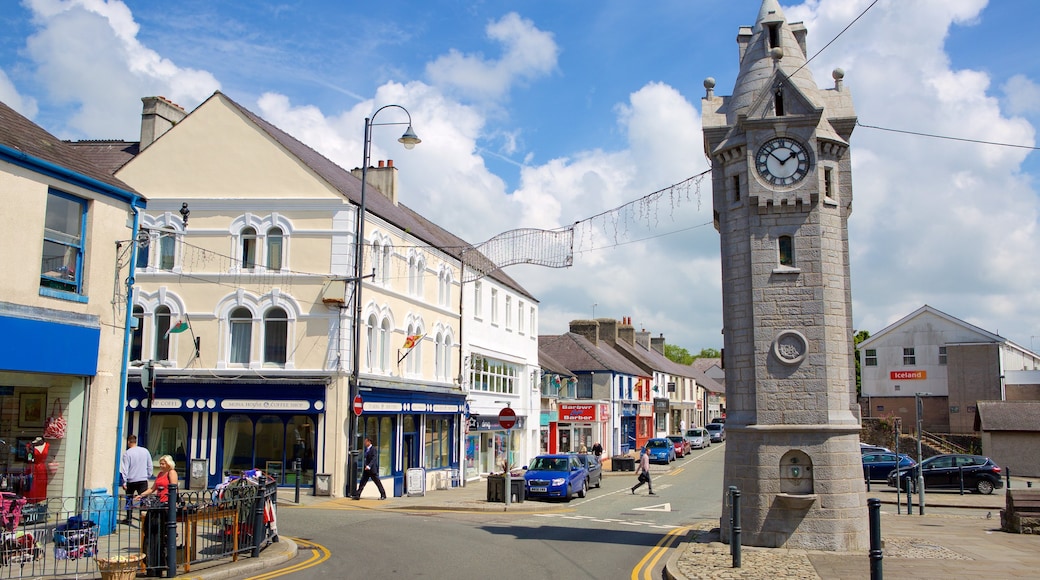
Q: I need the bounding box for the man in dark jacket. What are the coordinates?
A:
[353,437,387,500]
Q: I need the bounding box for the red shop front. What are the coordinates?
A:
[554,402,610,454]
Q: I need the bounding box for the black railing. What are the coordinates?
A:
[0,476,278,579]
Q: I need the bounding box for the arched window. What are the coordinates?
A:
[435,332,452,381]
[405,323,422,375]
[438,268,452,307]
[130,305,144,361]
[159,228,177,270]
[241,227,257,269]
[267,227,283,271]
[365,314,379,371]
[379,318,391,371]
[778,235,794,267]
[264,307,288,366]
[155,306,172,360]
[230,307,252,364]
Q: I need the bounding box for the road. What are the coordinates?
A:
[254,443,726,579]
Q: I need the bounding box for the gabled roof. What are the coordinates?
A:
[539,333,646,376]
[974,400,1040,432]
[217,93,535,301]
[0,100,141,203]
[538,349,575,378]
[859,305,1005,349]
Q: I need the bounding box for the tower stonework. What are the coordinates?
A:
[702,0,867,550]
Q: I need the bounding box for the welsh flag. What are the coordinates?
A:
[165,320,190,338]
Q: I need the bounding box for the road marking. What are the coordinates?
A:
[631,526,690,580]
[633,503,671,512]
[243,537,331,580]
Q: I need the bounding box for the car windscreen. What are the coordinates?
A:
[646,440,668,448]
[706,424,721,431]
[530,457,567,471]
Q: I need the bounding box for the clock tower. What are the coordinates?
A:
[702,0,867,550]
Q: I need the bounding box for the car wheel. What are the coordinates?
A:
[564,485,573,502]
[976,479,995,495]
[578,480,587,498]
[595,476,602,489]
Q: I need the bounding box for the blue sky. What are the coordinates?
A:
[3,0,1039,353]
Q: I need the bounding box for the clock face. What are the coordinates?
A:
[756,138,810,186]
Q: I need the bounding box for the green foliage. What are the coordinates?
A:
[853,330,870,396]
[663,344,694,365]
[694,348,720,359]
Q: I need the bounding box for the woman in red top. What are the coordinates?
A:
[138,455,178,503]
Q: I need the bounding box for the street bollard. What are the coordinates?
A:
[252,487,266,558]
[864,465,871,492]
[868,498,883,580]
[906,480,913,515]
[730,486,742,568]
[294,459,302,504]
[1006,467,1011,490]
[166,483,178,579]
[959,466,964,495]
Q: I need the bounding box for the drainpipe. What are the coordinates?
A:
[113,202,145,493]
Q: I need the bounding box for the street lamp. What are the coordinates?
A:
[915,392,932,514]
[347,105,421,498]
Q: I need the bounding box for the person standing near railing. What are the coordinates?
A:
[120,435,153,525]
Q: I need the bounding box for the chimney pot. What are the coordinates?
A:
[387,159,394,167]
[378,160,385,168]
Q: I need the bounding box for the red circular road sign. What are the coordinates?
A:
[498,406,516,430]
[353,394,364,417]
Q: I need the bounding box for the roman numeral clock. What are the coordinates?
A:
[755,137,810,186]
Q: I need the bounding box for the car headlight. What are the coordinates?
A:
[551,478,566,486]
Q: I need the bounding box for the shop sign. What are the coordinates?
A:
[558,403,596,422]
[221,399,312,411]
[653,397,670,413]
[468,414,526,431]
[890,370,927,380]
[599,403,610,421]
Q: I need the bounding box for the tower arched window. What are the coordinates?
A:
[778,235,794,267]
[263,307,288,366]
[131,305,144,361]
[405,323,422,375]
[241,227,257,269]
[267,227,283,271]
[159,229,177,270]
[230,307,253,364]
[155,306,172,360]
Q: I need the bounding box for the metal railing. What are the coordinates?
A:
[0,477,278,579]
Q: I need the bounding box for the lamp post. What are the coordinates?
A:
[346,105,421,498]
[915,392,931,514]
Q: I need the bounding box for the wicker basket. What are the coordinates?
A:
[96,554,145,580]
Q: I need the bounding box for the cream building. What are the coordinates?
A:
[1,99,145,509]
[79,92,531,497]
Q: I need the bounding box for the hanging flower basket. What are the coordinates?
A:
[96,553,145,580]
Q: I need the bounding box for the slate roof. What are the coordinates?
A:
[974,400,1040,432]
[538,333,646,376]
[0,100,139,197]
[538,349,575,378]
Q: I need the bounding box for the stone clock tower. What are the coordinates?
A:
[702,0,867,550]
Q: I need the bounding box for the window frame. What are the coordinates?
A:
[39,189,87,298]
[903,347,916,365]
[864,349,877,366]
[263,307,289,366]
[229,306,253,365]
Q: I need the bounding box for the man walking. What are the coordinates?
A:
[631,446,656,496]
[353,437,387,500]
[120,434,153,524]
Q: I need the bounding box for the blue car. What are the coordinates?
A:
[861,452,915,481]
[645,438,675,464]
[523,454,588,501]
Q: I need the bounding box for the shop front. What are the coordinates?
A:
[653,398,670,438]
[619,403,637,454]
[465,413,526,477]
[557,402,609,454]
[355,386,465,497]
[125,379,327,489]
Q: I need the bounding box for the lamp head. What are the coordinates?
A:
[398,125,421,150]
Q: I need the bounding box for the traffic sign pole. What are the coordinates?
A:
[499,406,517,506]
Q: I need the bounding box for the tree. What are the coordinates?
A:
[853,330,870,396]
[664,344,694,365]
[693,348,720,359]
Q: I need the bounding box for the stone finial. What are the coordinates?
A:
[832,68,845,91]
[704,77,716,99]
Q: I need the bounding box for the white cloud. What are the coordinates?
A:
[425,12,558,101]
[22,0,219,138]
[0,69,38,118]
[1003,74,1040,116]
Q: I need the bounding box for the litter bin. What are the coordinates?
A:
[611,456,635,471]
[83,488,117,536]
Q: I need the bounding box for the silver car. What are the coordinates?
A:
[684,428,710,449]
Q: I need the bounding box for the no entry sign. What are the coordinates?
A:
[353,394,364,417]
[498,406,516,430]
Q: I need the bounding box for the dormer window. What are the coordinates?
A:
[768,24,781,49]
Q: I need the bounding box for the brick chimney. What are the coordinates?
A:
[350,159,399,205]
[140,96,187,150]
[618,316,635,345]
[651,333,666,355]
[569,319,600,346]
[635,329,651,350]
[596,318,619,344]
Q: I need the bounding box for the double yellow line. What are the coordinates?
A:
[631,526,690,580]
[244,537,330,580]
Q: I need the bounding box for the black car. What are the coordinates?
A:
[570,453,602,489]
[887,453,1003,495]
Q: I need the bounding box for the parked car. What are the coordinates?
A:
[523,454,588,501]
[887,454,1003,495]
[644,438,676,463]
[710,417,725,424]
[705,422,725,443]
[570,453,602,489]
[667,435,691,458]
[861,452,915,481]
[860,443,892,454]
[684,428,710,449]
